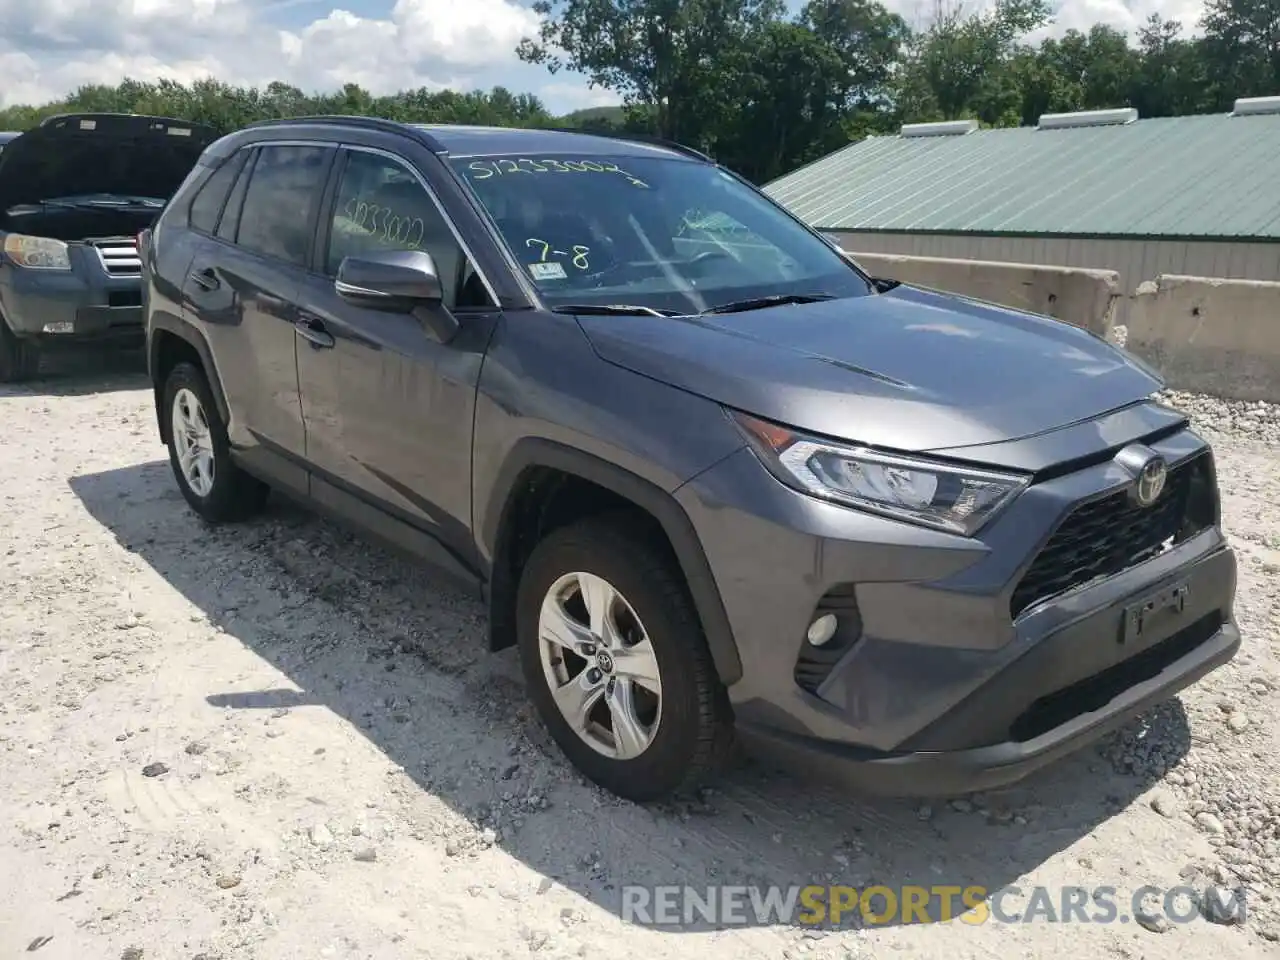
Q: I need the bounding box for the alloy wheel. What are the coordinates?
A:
[537,571,663,760]
[171,387,215,498]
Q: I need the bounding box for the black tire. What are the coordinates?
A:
[516,512,734,802]
[0,319,40,383]
[162,361,268,522]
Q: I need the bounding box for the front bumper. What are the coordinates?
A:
[0,252,144,344]
[675,416,1239,796]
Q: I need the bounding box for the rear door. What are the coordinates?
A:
[182,142,336,495]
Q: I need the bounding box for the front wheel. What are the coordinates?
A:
[163,362,268,522]
[0,320,40,383]
[516,513,733,802]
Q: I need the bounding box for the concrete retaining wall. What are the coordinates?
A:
[843,250,1121,337]
[1126,275,1280,403]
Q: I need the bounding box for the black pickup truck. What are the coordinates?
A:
[0,114,216,381]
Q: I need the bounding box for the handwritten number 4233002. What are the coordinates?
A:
[527,238,590,271]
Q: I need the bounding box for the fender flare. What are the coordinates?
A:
[482,438,743,687]
[148,316,229,438]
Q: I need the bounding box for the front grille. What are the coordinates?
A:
[1010,452,1215,619]
[87,237,141,276]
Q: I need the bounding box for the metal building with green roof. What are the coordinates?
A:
[763,99,1280,319]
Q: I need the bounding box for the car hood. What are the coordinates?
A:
[575,284,1163,454]
[0,114,217,213]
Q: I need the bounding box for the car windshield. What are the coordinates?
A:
[448,152,873,315]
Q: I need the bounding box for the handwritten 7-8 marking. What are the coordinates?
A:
[526,238,591,271]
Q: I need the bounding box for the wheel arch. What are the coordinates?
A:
[482,438,743,687]
[148,318,228,443]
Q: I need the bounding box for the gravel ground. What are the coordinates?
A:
[0,353,1277,960]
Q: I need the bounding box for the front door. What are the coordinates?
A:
[295,146,500,578]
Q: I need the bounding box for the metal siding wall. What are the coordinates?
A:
[832,232,1280,326]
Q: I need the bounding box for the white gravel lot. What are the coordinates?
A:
[1,353,1277,960]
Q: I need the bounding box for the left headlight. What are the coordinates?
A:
[3,233,71,270]
[731,410,1030,536]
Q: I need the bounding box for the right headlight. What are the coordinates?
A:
[731,410,1030,536]
[3,233,71,270]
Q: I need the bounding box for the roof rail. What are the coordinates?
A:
[1037,107,1137,130]
[900,119,978,138]
[242,114,445,152]
[1231,95,1280,116]
[541,126,715,163]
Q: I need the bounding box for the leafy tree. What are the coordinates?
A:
[897,0,1053,122]
[1131,15,1212,117]
[516,0,786,144]
[1201,0,1280,108]
[710,20,859,181]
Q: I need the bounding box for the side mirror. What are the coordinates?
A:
[335,249,444,307]
[334,249,458,342]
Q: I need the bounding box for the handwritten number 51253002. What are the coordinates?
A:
[526,238,590,271]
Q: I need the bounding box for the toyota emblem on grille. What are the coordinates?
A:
[1115,444,1168,508]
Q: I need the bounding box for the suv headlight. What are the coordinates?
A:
[3,234,71,270]
[731,410,1029,536]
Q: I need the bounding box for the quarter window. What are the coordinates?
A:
[236,145,332,266]
[216,148,255,243]
[188,150,248,235]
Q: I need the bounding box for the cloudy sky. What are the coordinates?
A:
[0,0,1210,114]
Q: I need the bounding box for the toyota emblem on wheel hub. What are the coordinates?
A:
[595,650,615,674]
[1115,443,1168,508]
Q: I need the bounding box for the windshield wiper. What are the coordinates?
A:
[551,303,678,317]
[697,293,835,316]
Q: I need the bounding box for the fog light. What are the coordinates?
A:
[42,321,74,334]
[806,613,838,647]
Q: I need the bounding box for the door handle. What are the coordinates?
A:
[188,268,219,291]
[294,316,335,349]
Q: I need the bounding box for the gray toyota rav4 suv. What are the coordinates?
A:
[141,116,1239,802]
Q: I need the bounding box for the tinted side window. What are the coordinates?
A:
[236,145,331,266]
[188,151,248,234]
[326,150,488,309]
[217,148,255,243]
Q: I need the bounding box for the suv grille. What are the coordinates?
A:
[1010,452,1214,619]
[87,237,141,276]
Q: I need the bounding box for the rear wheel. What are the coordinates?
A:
[163,361,268,522]
[516,513,733,802]
[0,320,40,383]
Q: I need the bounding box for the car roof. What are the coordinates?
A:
[0,131,22,143]
[411,123,695,161]
[229,116,705,164]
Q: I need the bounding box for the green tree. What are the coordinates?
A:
[1130,15,1212,117]
[1201,0,1280,108]
[516,0,785,144]
[711,20,859,181]
[896,0,1053,123]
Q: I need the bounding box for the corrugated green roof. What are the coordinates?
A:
[763,112,1280,240]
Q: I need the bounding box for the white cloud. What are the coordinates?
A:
[0,0,546,108]
[889,0,1208,36]
[537,82,623,111]
[0,0,1213,115]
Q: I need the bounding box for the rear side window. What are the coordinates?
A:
[235,145,332,267]
[216,149,255,243]
[188,151,248,234]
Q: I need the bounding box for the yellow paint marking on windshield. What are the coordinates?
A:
[525,237,592,271]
